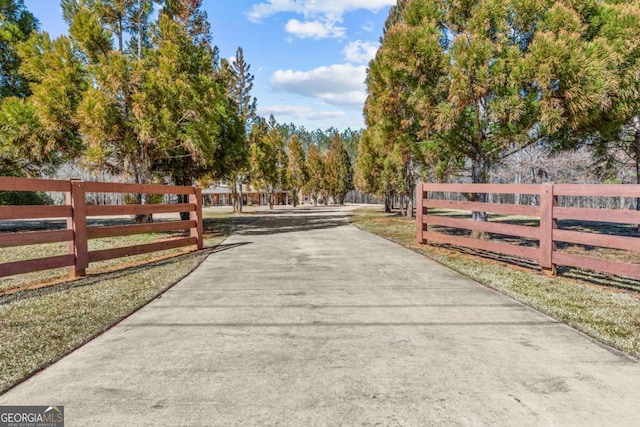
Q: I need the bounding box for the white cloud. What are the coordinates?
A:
[285,19,346,39]
[343,40,378,63]
[247,0,304,22]
[247,0,394,39]
[258,105,345,121]
[270,63,367,108]
[362,20,375,32]
[247,0,395,22]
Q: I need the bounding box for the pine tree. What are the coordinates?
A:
[339,128,361,164]
[324,133,353,205]
[249,115,287,209]
[0,0,37,99]
[355,128,387,208]
[144,1,222,180]
[94,0,132,52]
[224,46,257,213]
[286,134,308,207]
[1,17,85,177]
[62,1,155,221]
[0,0,47,177]
[2,0,241,207]
[62,0,232,222]
[576,1,640,226]
[366,0,620,222]
[362,0,418,217]
[142,0,231,218]
[305,143,324,206]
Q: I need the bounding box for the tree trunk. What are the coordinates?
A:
[471,157,488,221]
[471,157,488,239]
[405,162,416,218]
[134,193,149,224]
[179,193,190,221]
[117,16,123,52]
[133,161,153,224]
[132,5,150,224]
[174,174,190,221]
[231,178,239,213]
[237,178,244,213]
[137,0,143,60]
[384,187,392,213]
[134,193,154,223]
[635,130,640,233]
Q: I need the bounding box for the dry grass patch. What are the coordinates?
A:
[351,207,640,358]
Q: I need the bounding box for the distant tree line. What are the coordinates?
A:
[356,0,640,217]
[247,119,355,209]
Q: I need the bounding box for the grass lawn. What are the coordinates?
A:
[351,207,640,359]
[0,210,251,393]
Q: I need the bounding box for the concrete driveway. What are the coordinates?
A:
[1,206,639,426]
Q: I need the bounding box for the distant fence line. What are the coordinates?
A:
[0,177,203,279]
[344,190,383,205]
[416,183,640,280]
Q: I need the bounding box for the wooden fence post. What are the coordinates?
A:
[68,179,88,278]
[416,182,425,244]
[190,187,204,250]
[539,182,557,276]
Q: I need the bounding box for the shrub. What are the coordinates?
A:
[0,191,53,205]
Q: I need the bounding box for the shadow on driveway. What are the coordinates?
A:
[236,214,351,236]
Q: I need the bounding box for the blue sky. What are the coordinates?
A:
[23,0,395,131]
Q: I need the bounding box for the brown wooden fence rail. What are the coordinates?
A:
[0,177,203,279]
[416,183,640,280]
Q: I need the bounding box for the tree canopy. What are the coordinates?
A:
[358,0,640,216]
[325,133,354,205]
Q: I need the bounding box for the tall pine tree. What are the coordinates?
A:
[249,115,287,209]
[286,134,308,207]
[305,143,324,206]
[325,133,353,205]
[224,46,257,212]
[364,0,621,221]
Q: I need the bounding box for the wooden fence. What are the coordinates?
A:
[416,183,640,280]
[0,177,203,279]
